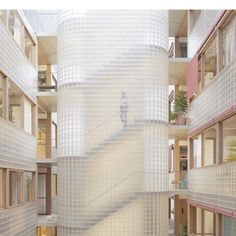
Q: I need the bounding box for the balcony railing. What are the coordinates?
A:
[188,162,236,211]
[37,139,57,160]
[188,59,236,132]
[38,70,57,92]
[169,171,188,191]
[168,38,187,58]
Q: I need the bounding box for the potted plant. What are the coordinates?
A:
[169,110,178,124]
[174,90,188,125]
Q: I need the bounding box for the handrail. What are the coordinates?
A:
[84,100,141,137]
[82,171,156,207]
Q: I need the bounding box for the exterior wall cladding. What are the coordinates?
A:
[0,19,37,236]
[188,10,236,212]
[57,10,169,235]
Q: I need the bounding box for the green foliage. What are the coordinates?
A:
[169,111,178,123]
[181,223,188,236]
[174,90,188,117]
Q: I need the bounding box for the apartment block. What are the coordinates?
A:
[0,9,235,236]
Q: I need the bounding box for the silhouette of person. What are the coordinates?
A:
[120,92,128,127]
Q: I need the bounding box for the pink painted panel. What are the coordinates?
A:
[186,53,198,101]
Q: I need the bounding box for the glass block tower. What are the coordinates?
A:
[57,10,168,235]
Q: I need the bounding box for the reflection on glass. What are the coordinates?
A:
[9,81,22,128]
[204,37,217,87]
[0,73,3,118]
[223,115,236,163]
[0,169,4,208]
[193,135,202,168]
[9,171,22,206]
[24,172,33,202]
[204,126,216,166]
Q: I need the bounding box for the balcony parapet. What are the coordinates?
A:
[188,162,236,211]
[189,59,236,132]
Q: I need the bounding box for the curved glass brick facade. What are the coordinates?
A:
[57,10,168,235]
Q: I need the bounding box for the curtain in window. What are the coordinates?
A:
[9,172,21,206]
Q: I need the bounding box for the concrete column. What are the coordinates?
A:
[46,167,52,215]
[46,113,52,159]
[216,122,223,164]
[215,213,223,236]
[174,195,180,235]
[46,64,52,86]
[188,204,196,235]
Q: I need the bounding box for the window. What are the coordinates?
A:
[223,115,236,163]
[25,30,35,65]
[52,174,57,197]
[223,16,236,68]
[0,169,5,209]
[24,97,33,134]
[38,118,47,159]
[9,170,22,207]
[203,126,217,166]
[204,36,217,86]
[23,172,34,202]
[8,11,23,48]
[193,135,202,168]
[8,81,22,128]
[0,73,4,118]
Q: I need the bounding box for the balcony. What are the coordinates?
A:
[168,37,190,86]
[37,139,57,165]
[37,67,57,112]
[188,59,236,132]
[169,171,188,196]
[188,162,236,211]
[169,89,189,139]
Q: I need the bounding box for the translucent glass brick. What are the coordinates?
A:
[188,10,223,57]
[0,20,37,102]
[188,59,236,132]
[0,203,37,236]
[0,119,37,170]
[189,162,236,211]
[57,10,169,235]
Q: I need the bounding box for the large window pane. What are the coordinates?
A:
[223,115,236,163]
[9,81,22,128]
[8,11,23,48]
[9,171,22,206]
[0,73,3,118]
[51,174,57,197]
[0,169,5,208]
[23,172,34,202]
[204,210,214,235]
[38,118,46,159]
[193,135,202,168]
[204,37,217,87]
[204,126,216,166]
[223,16,236,68]
[24,98,33,134]
[25,30,35,65]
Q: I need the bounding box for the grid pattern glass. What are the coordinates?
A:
[57,10,168,235]
[0,19,37,102]
[189,162,236,211]
[188,59,236,132]
[0,203,37,236]
[188,10,223,57]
